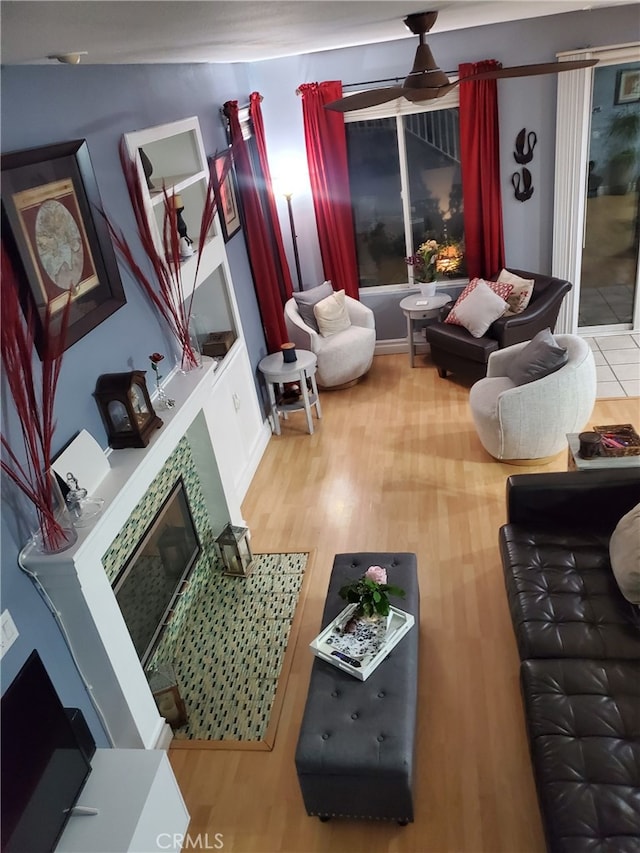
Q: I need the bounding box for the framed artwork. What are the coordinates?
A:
[211,151,242,243]
[1,139,126,358]
[614,69,640,105]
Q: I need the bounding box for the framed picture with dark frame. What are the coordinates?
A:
[1,139,126,359]
[211,151,242,243]
[614,68,640,105]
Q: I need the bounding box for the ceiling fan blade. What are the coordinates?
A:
[459,58,598,84]
[324,86,406,113]
[403,84,457,103]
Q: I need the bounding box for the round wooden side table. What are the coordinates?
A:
[399,293,451,367]
[258,349,322,435]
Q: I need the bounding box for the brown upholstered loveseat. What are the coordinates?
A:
[426,268,572,382]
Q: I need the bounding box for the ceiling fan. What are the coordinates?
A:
[325,11,598,112]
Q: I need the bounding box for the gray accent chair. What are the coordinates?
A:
[284,296,375,389]
[469,335,596,462]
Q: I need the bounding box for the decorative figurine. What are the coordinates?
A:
[173,194,194,259]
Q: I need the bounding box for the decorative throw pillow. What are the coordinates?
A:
[293,281,333,332]
[445,277,513,327]
[505,328,568,386]
[446,280,509,338]
[497,269,535,316]
[314,289,352,337]
[609,502,640,605]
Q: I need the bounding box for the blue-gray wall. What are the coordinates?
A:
[0,63,262,740]
[1,4,637,740]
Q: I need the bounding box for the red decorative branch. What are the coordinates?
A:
[102,140,231,370]
[0,244,72,551]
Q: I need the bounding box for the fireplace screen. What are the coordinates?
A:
[112,478,200,665]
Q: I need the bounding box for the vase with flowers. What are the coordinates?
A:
[339,566,405,641]
[0,245,77,555]
[406,239,439,296]
[149,352,175,410]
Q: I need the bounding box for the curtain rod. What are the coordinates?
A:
[219,95,263,117]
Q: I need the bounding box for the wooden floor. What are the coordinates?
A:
[170,352,639,853]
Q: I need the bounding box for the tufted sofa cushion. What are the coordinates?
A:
[521,658,640,853]
[295,552,419,823]
[500,470,640,853]
[500,526,640,660]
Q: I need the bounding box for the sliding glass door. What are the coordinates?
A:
[578,60,640,330]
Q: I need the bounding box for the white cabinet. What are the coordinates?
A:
[206,345,269,504]
[56,749,189,853]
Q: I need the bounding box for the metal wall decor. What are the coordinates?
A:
[512,168,534,202]
[513,128,537,164]
[511,128,537,202]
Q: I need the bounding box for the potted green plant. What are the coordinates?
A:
[339,566,405,632]
[607,110,639,195]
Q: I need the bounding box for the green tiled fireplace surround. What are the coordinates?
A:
[101,436,218,587]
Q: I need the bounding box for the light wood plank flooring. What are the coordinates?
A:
[170,353,639,853]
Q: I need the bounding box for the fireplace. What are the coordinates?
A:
[18,360,268,750]
[113,478,200,667]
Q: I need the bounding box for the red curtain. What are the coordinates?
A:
[224,99,289,352]
[458,61,505,279]
[298,82,360,299]
[250,93,294,305]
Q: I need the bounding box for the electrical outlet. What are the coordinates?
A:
[1,610,19,657]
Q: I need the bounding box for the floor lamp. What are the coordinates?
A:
[284,192,303,290]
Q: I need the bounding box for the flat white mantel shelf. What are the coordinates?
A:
[22,352,225,570]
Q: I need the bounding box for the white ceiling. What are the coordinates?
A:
[0,1,636,65]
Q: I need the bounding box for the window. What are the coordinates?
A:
[345,91,466,289]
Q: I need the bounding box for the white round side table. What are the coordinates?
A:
[258,349,322,435]
[399,293,451,367]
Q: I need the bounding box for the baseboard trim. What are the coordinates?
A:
[375,339,408,355]
[374,339,431,356]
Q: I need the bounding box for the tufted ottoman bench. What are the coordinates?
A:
[295,552,419,824]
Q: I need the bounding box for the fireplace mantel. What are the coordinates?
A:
[20,346,270,749]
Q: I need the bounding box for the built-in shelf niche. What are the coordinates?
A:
[124,117,219,263]
[189,264,237,344]
[151,179,211,255]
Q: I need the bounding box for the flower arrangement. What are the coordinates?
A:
[0,245,74,553]
[339,566,405,619]
[103,141,229,372]
[149,352,174,409]
[405,239,438,283]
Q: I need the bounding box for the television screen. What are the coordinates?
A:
[1,651,92,853]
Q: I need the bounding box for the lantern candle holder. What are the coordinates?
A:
[215,523,255,577]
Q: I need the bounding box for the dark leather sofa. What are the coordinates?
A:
[426,268,572,382]
[499,469,640,853]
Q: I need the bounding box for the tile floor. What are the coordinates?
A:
[585,333,640,398]
[579,285,634,327]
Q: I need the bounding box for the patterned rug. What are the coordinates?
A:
[147,552,309,750]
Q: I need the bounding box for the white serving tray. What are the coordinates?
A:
[310,604,415,681]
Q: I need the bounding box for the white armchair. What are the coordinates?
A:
[469,334,596,463]
[284,295,376,389]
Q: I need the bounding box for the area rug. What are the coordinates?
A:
[148,552,311,751]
